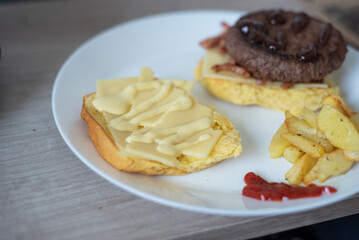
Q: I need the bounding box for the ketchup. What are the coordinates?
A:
[242,172,336,201]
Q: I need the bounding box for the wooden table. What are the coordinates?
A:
[1,0,358,239]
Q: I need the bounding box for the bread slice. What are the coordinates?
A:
[195,60,341,114]
[81,92,242,175]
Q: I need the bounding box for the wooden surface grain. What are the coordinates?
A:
[1,0,359,239]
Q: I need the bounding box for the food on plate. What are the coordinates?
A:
[317,105,359,152]
[321,94,354,117]
[303,149,354,184]
[269,95,358,184]
[283,145,303,164]
[195,9,347,113]
[281,133,325,158]
[268,123,290,158]
[343,150,359,161]
[350,113,359,130]
[301,107,318,128]
[243,172,336,201]
[226,10,346,84]
[284,116,333,152]
[285,154,318,184]
[81,67,242,175]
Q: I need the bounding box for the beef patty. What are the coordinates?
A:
[225,10,347,83]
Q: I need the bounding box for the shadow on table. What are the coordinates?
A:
[251,213,359,240]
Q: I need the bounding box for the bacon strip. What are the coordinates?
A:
[199,22,231,53]
[228,57,236,64]
[256,78,268,86]
[212,63,251,78]
[221,22,231,29]
[199,34,224,49]
[281,82,295,89]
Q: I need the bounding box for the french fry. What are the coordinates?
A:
[343,150,359,161]
[285,116,326,138]
[268,124,290,158]
[283,145,304,163]
[281,132,325,158]
[285,154,317,184]
[285,116,333,152]
[285,110,295,119]
[269,94,357,184]
[303,149,353,184]
[350,113,359,131]
[321,95,354,117]
[311,138,334,153]
[300,107,318,129]
[318,105,359,152]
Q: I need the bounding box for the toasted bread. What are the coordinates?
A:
[81,92,242,175]
[195,60,341,115]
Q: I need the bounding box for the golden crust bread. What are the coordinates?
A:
[195,60,340,114]
[81,93,242,175]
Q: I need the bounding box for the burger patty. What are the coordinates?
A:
[225,10,347,83]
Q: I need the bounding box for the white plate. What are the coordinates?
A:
[52,10,359,216]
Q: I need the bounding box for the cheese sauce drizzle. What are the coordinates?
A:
[92,67,222,166]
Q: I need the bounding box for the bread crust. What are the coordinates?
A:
[81,93,242,175]
[195,60,340,114]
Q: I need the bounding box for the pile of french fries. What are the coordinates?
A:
[269,95,359,185]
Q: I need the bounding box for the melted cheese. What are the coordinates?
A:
[96,77,138,97]
[93,67,222,166]
[203,49,329,88]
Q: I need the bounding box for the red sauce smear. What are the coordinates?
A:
[242,172,337,201]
